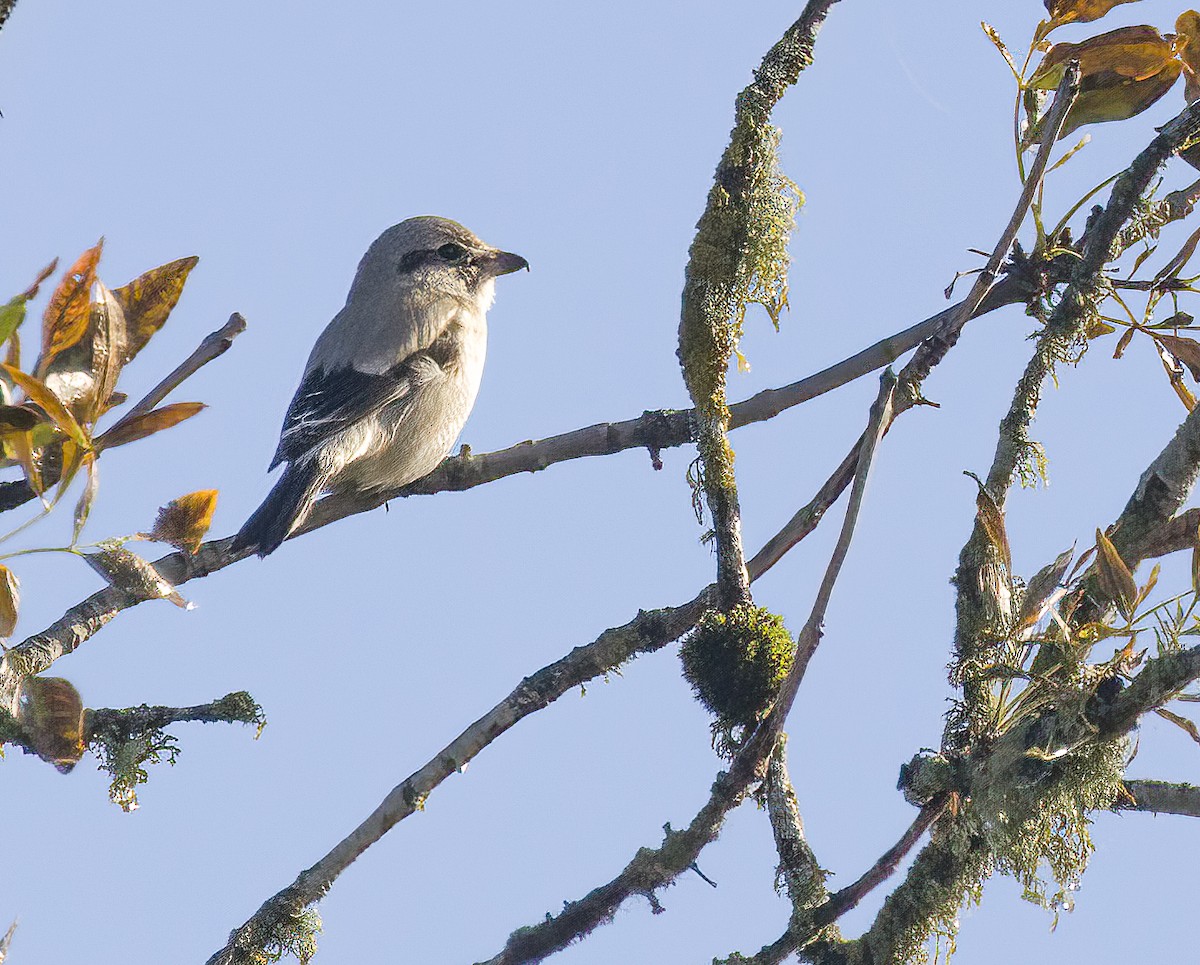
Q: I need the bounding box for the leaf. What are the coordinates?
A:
[15,675,86,772]
[1156,333,1200,380]
[1191,519,1200,597]
[40,241,103,365]
[1044,0,1144,29]
[0,564,19,637]
[1177,11,1200,103]
[85,548,189,608]
[0,363,89,447]
[969,473,1012,574]
[0,404,40,432]
[0,259,59,349]
[1113,325,1136,358]
[1154,706,1200,745]
[72,454,99,546]
[1029,26,1182,139]
[7,430,42,497]
[1095,527,1138,616]
[111,256,199,364]
[83,282,126,422]
[93,401,205,451]
[1153,224,1200,283]
[148,489,218,554]
[1148,311,1195,329]
[1018,546,1075,630]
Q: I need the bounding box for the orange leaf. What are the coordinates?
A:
[93,401,205,451]
[111,256,199,364]
[0,564,19,637]
[148,489,218,554]
[0,363,89,447]
[40,240,103,364]
[15,676,86,773]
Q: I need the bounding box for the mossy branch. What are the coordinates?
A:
[676,2,835,607]
[949,95,1200,750]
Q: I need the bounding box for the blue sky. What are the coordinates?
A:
[1,1,1198,962]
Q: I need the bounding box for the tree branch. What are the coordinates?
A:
[477,370,894,965]
[1119,779,1200,817]
[949,91,1200,748]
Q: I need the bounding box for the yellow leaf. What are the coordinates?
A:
[0,564,19,637]
[1176,11,1200,103]
[1029,26,1182,138]
[1095,527,1138,616]
[970,474,1012,574]
[15,675,85,772]
[40,241,103,365]
[111,256,199,364]
[7,430,42,496]
[85,548,189,608]
[0,363,89,447]
[1044,0,1144,29]
[93,401,205,451]
[148,489,218,555]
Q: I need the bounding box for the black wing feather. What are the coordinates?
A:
[269,364,410,469]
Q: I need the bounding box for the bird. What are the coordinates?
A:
[232,216,528,557]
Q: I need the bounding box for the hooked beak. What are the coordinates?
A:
[479,249,529,277]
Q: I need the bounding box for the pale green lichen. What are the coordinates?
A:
[678,121,803,514]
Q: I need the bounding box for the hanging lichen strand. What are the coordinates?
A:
[677,103,803,607]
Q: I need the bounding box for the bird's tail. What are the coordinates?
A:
[232,460,326,558]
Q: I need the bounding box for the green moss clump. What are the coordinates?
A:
[680,605,794,734]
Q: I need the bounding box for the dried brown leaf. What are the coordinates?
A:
[1044,0,1144,28]
[0,564,19,637]
[111,256,199,364]
[1095,527,1138,615]
[1029,26,1182,138]
[1018,546,1075,630]
[968,475,1012,574]
[15,676,85,772]
[1177,11,1200,103]
[149,489,218,554]
[93,401,205,452]
[40,241,103,364]
[1156,332,1200,380]
[85,548,188,608]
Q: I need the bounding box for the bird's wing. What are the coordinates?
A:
[269,359,424,469]
[270,297,464,468]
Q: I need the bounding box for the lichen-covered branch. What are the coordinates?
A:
[677,0,839,608]
[1119,779,1200,817]
[949,96,1200,749]
[762,736,833,943]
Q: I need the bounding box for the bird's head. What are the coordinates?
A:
[350,216,528,315]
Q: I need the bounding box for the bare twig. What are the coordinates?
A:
[111,312,246,425]
[1119,779,1200,817]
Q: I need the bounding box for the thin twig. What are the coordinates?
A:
[108,312,246,426]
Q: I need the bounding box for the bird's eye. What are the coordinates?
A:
[437,243,467,262]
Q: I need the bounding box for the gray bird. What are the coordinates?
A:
[233,216,528,556]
